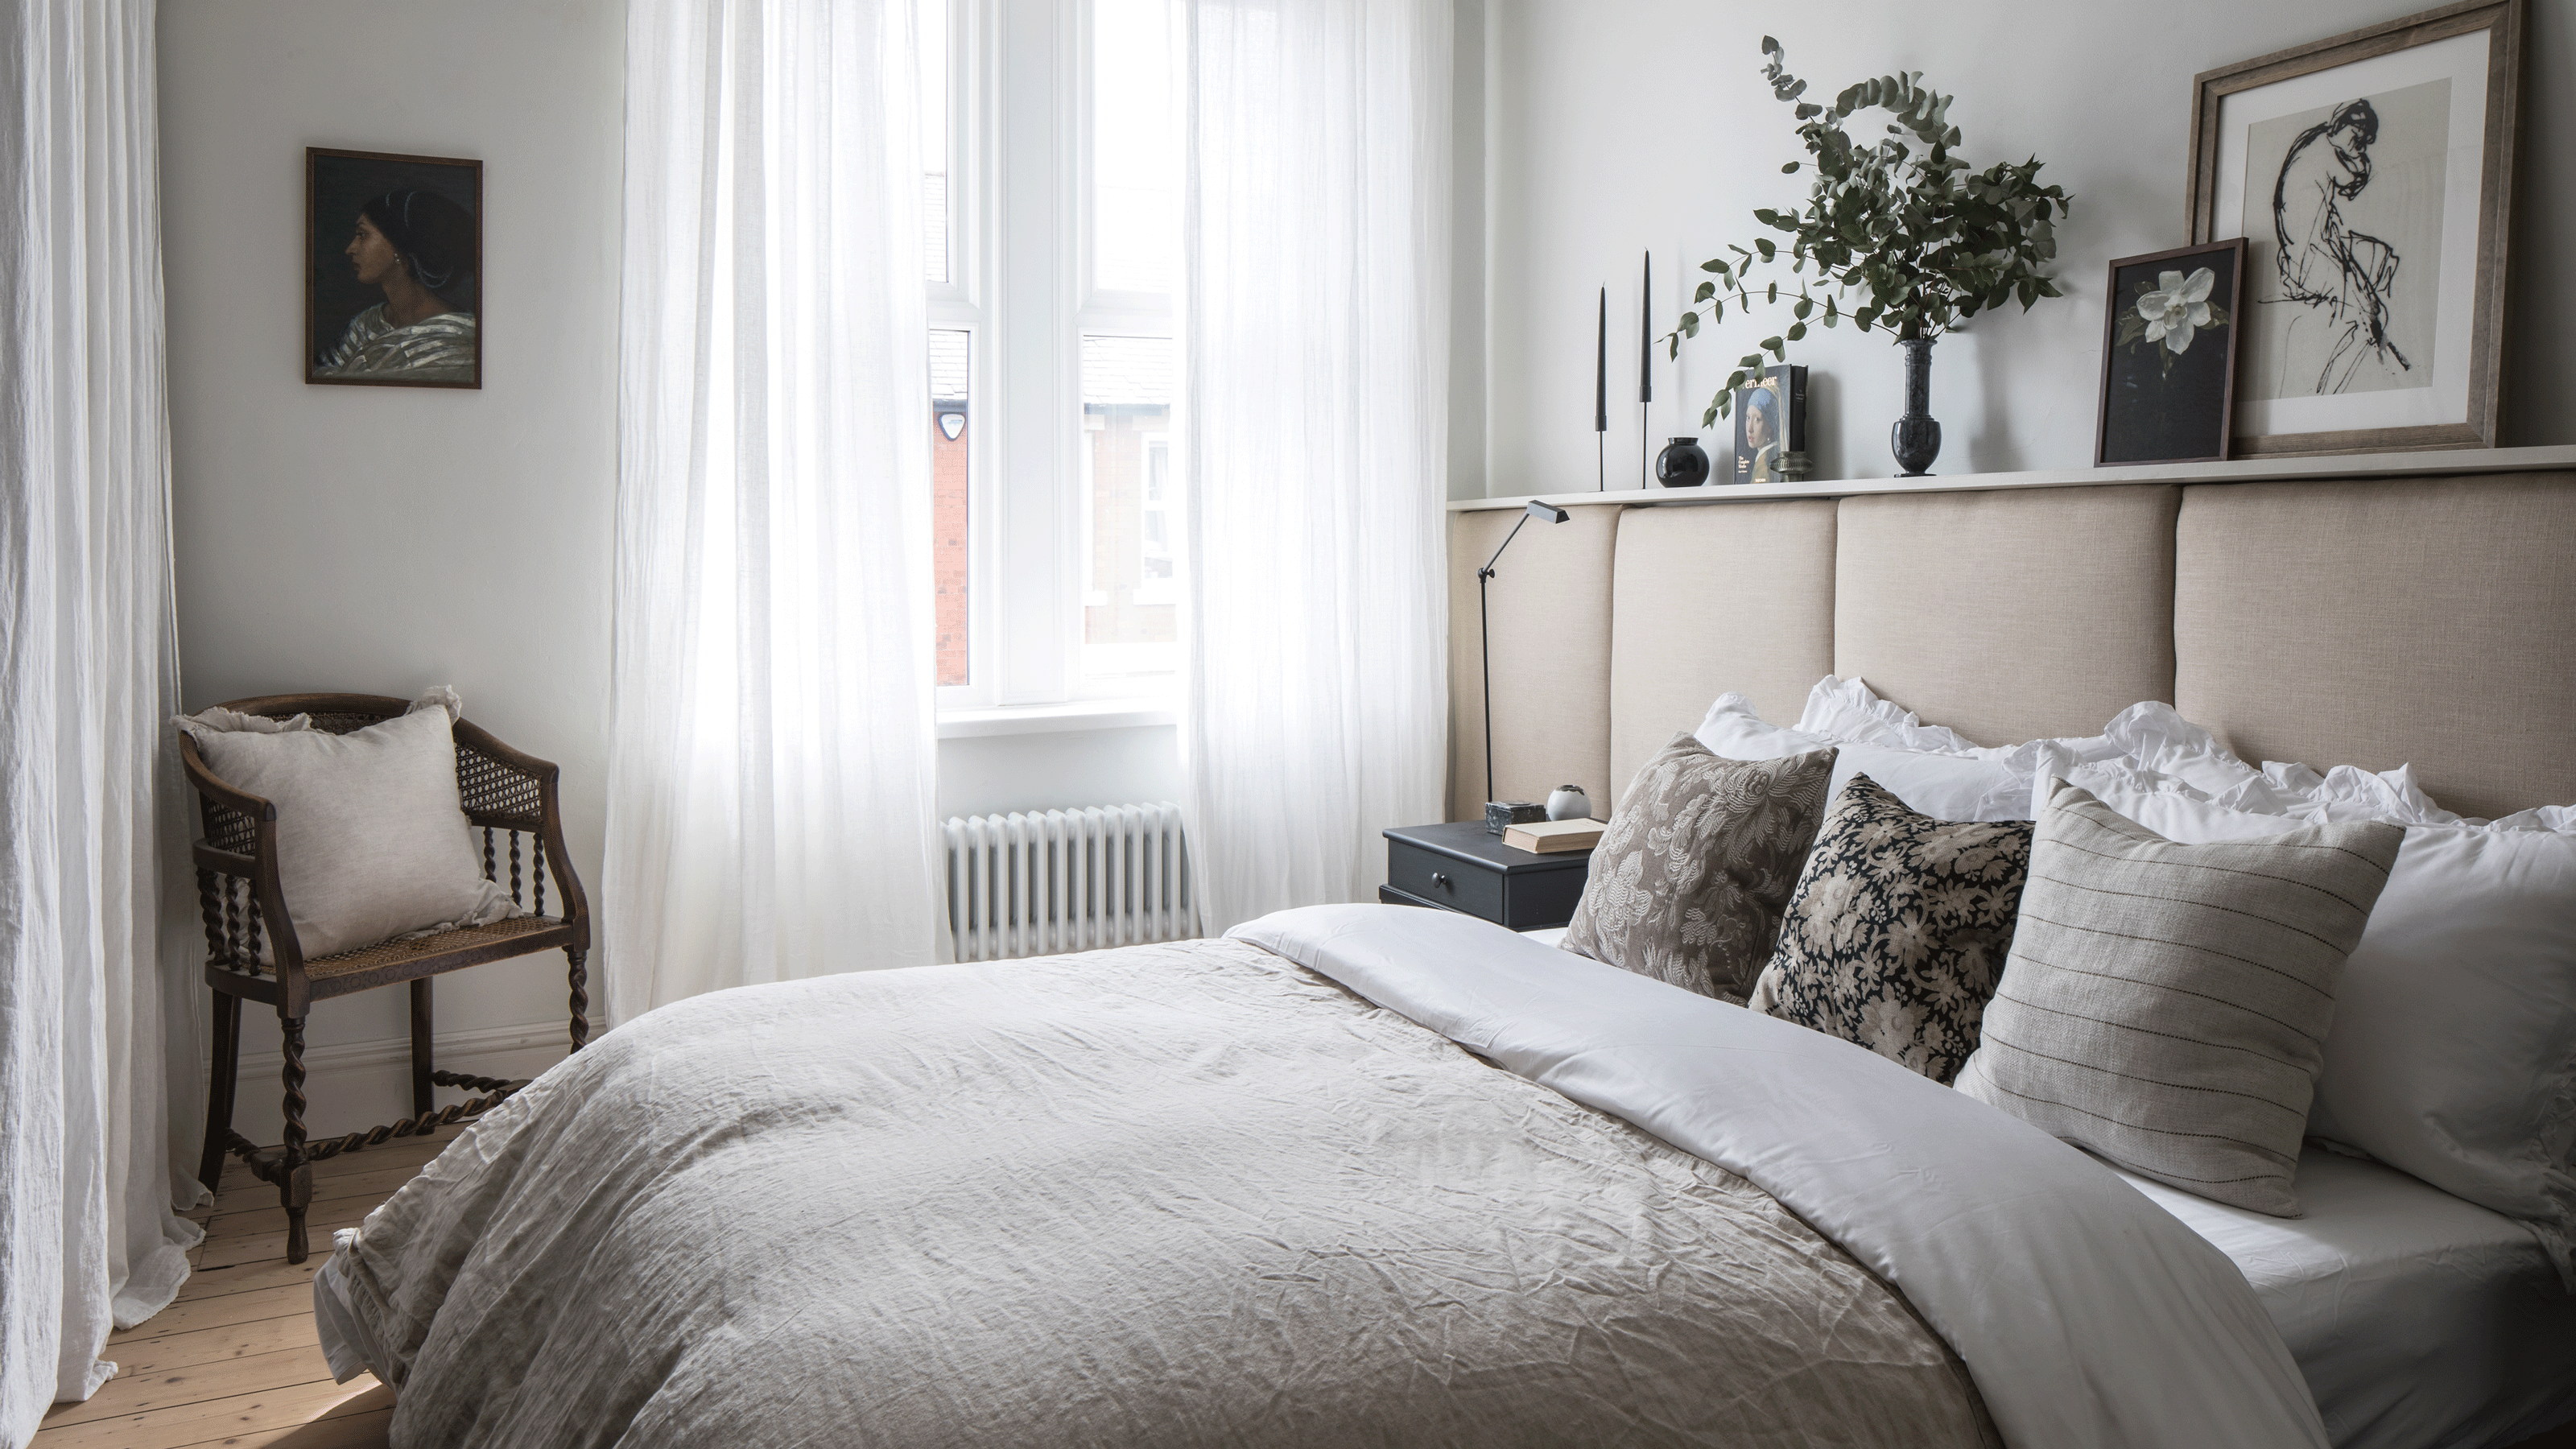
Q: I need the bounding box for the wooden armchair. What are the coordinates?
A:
[182,693,592,1262]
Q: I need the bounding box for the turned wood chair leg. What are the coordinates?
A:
[410,978,436,1117]
[280,1014,315,1265]
[568,946,589,1052]
[197,993,242,1195]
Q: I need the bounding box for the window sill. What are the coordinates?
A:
[937,698,1179,739]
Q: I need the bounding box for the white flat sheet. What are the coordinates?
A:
[2119,1151,2576,1449]
[1241,906,2328,1449]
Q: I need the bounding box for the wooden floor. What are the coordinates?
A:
[29,1127,466,1449]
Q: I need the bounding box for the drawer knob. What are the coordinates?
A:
[1430,872,1451,889]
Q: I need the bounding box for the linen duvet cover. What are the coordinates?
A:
[320,906,2324,1448]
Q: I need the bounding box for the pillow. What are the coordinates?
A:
[2095,700,2467,824]
[1955,781,2405,1216]
[1747,774,2033,1084]
[2061,766,2576,1283]
[1698,677,2121,823]
[1560,732,1835,1001]
[180,695,515,960]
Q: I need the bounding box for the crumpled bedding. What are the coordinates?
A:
[1242,906,2328,1449]
[327,935,2002,1447]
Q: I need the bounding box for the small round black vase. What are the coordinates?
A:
[1654,436,1711,488]
[1890,336,1942,477]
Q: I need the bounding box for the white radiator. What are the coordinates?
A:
[943,803,1199,962]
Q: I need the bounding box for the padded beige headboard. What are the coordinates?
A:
[1450,467,2576,823]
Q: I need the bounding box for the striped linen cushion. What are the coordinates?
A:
[1955,780,2403,1216]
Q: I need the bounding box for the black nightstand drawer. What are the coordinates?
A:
[1381,821,1593,931]
[1499,865,1589,930]
[1387,836,1506,920]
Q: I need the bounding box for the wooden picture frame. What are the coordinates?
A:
[2186,0,2522,456]
[306,147,483,389]
[2095,239,2248,468]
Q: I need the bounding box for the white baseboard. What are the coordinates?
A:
[233,1018,576,1080]
[220,1018,576,1146]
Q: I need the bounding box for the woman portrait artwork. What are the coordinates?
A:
[1732,382,1782,485]
[307,149,482,388]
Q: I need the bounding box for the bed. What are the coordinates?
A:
[316,463,2576,1447]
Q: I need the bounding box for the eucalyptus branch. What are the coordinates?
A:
[1668,38,2072,424]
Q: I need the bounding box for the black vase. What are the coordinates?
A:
[1890,337,1942,477]
[1654,436,1711,489]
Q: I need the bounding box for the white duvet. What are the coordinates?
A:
[1240,906,2326,1449]
[320,905,2325,1447]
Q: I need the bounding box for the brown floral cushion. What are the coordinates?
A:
[1559,733,1836,1001]
[1747,774,2033,1084]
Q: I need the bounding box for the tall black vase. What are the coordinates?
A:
[1890,336,1941,477]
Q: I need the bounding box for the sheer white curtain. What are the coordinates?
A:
[1175,0,1451,932]
[1,0,204,1438]
[605,0,942,1022]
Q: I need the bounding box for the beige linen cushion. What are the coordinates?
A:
[180,701,515,960]
[1955,781,2403,1215]
[1559,733,1835,1001]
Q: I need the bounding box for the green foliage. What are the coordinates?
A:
[1672,39,2073,425]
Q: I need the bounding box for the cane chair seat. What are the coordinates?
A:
[306,913,575,978]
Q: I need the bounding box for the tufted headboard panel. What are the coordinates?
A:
[1449,464,2576,823]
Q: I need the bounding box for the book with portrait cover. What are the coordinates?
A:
[1732,365,1806,485]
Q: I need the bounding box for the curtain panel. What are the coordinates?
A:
[1176,0,1453,932]
[605,0,943,1022]
[0,0,205,1439]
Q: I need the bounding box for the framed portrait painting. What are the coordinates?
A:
[306,148,482,388]
[2095,239,2247,467]
[2186,0,2521,455]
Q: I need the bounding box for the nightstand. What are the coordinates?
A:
[1379,820,1593,931]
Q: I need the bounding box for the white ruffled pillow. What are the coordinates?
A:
[2062,759,2576,1289]
[1700,676,2122,822]
[178,688,517,961]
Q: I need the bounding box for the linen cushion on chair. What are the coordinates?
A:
[180,698,514,960]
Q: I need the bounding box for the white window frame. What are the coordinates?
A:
[935,0,1178,720]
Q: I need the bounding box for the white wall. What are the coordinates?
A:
[1480,0,2576,496]
[936,725,1187,824]
[160,0,624,1138]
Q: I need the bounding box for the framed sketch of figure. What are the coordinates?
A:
[2186,0,2522,455]
[307,148,482,388]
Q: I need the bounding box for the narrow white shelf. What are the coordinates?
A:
[1448,444,2576,512]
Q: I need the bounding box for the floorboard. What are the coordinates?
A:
[28,1135,445,1449]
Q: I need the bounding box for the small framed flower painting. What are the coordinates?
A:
[2094,240,2247,467]
[306,148,482,389]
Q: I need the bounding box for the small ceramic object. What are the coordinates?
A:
[1654,436,1711,489]
[1546,785,1591,821]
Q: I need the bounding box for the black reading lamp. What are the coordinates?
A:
[1479,499,1571,814]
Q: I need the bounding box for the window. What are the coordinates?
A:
[926,0,1180,712]
[1079,336,1174,679]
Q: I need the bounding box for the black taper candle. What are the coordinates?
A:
[1596,286,1609,490]
[1638,252,1653,403]
[1594,288,1608,431]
